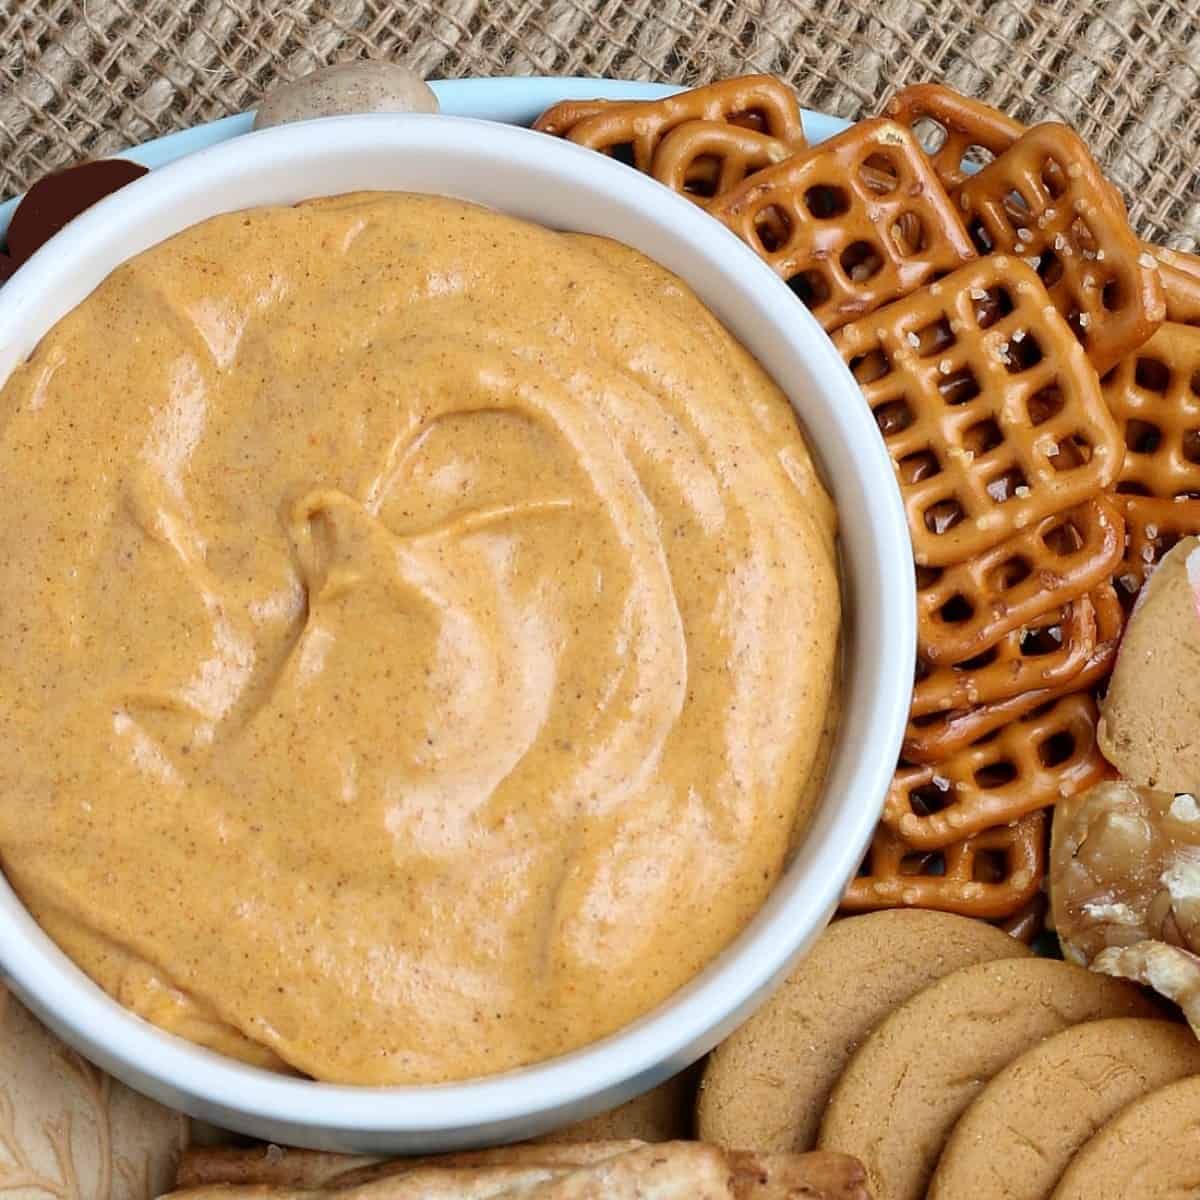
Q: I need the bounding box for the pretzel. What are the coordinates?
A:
[883,83,1024,192]
[1145,244,1200,326]
[886,691,1104,850]
[1114,493,1200,603]
[712,118,976,332]
[564,75,806,174]
[1103,321,1200,498]
[651,120,793,208]
[836,256,1123,567]
[532,98,624,138]
[955,123,1164,374]
[917,495,1124,665]
[842,809,1046,919]
[904,580,1124,762]
[912,591,1096,717]
[998,893,1047,944]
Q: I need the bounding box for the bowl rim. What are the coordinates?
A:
[0,112,915,1143]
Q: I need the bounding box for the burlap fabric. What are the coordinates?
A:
[1,1,1198,248]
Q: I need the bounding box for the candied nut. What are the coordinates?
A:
[1094,939,1200,1037]
[1050,780,1200,966]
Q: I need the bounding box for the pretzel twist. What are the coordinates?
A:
[564,75,806,173]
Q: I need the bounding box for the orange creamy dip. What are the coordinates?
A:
[0,193,839,1084]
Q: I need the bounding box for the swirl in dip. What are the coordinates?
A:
[0,193,839,1084]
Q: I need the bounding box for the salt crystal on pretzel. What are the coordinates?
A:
[904,581,1123,763]
[712,118,976,332]
[912,592,1097,717]
[887,692,1106,850]
[955,122,1164,374]
[562,75,806,174]
[836,256,1123,568]
[1104,322,1200,498]
[842,809,1046,919]
[916,495,1124,665]
[651,120,793,208]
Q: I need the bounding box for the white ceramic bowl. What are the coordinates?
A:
[0,114,914,1153]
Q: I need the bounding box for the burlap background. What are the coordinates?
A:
[1,1,1198,248]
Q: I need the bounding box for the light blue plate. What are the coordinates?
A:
[0,76,851,241]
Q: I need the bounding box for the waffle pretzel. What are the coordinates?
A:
[917,496,1124,665]
[904,581,1123,763]
[884,85,1126,211]
[883,84,1024,192]
[842,809,1046,919]
[912,592,1096,717]
[713,118,976,332]
[956,123,1164,374]
[836,256,1123,567]
[1145,243,1200,326]
[532,98,623,138]
[563,75,806,173]
[1104,321,1200,498]
[651,120,793,208]
[1115,493,1200,603]
[887,692,1105,850]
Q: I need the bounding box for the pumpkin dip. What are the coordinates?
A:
[0,193,839,1084]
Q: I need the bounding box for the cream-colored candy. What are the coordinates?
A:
[0,987,187,1197]
[253,62,438,130]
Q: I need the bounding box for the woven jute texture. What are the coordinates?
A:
[1,1,1199,248]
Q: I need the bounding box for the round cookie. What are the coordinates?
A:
[1051,1074,1200,1199]
[817,957,1159,1200]
[930,1018,1200,1200]
[535,1065,700,1144]
[0,986,187,1197]
[697,910,1030,1152]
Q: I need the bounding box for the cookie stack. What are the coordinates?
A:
[535,78,1200,923]
[697,910,1200,1200]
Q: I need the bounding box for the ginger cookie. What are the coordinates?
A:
[0,985,187,1198]
[697,910,1029,1152]
[1051,1074,1200,1199]
[816,957,1158,1200]
[930,1017,1200,1199]
[534,1066,700,1144]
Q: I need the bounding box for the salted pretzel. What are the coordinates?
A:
[955,123,1164,374]
[842,809,1046,919]
[917,496,1124,665]
[836,256,1123,567]
[904,581,1124,762]
[712,118,976,332]
[912,591,1096,717]
[531,97,624,138]
[887,692,1105,850]
[651,120,793,208]
[1115,493,1200,603]
[999,893,1047,944]
[1104,322,1200,498]
[1145,244,1200,326]
[883,83,1024,192]
[563,75,806,173]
